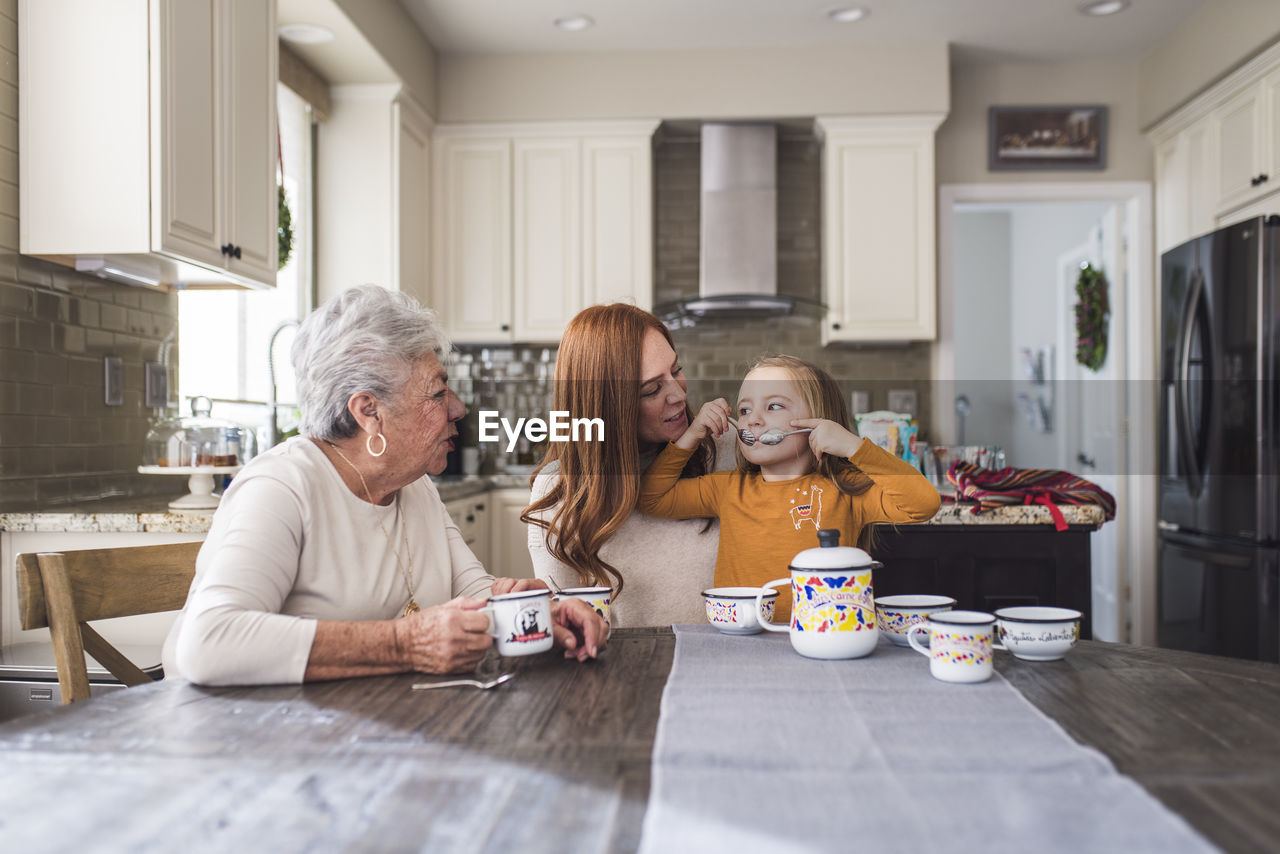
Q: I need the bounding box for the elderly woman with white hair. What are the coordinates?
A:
[164,285,606,686]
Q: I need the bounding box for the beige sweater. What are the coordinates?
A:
[526,432,735,628]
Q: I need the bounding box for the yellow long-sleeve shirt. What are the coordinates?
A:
[637,437,941,622]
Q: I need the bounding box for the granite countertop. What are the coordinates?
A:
[1,483,1106,535]
[0,473,538,534]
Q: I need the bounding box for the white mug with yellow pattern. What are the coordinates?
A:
[553,586,612,626]
[754,529,879,660]
[906,610,997,683]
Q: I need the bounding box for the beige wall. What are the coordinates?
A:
[436,44,949,123]
[333,0,437,115]
[1139,0,1280,129]
[937,56,1150,186]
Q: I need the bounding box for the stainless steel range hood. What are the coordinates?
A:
[658,122,821,325]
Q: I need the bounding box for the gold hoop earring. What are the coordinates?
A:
[367,432,387,457]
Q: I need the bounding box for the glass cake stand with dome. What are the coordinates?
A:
[139,396,256,512]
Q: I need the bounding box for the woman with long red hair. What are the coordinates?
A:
[522,304,734,627]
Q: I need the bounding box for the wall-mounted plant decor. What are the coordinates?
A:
[1073,262,1109,372]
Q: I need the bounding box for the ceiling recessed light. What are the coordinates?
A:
[1078,0,1130,16]
[277,23,335,45]
[828,7,868,24]
[553,13,595,32]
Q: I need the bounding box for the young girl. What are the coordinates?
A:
[638,355,941,620]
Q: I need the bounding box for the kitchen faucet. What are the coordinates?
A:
[266,320,300,449]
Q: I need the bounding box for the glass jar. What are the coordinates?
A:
[142,396,257,468]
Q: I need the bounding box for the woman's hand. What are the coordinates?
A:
[549,598,609,662]
[676,398,734,450]
[791,418,861,461]
[490,577,548,596]
[395,596,494,674]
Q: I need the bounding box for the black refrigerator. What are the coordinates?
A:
[1158,216,1280,662]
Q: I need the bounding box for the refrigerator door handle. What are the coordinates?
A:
[1175,270,1207,497]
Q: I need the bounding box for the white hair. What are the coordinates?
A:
[292,285,451,440]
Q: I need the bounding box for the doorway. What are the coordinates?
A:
[935,182,1155,645]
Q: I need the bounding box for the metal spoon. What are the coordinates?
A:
[412,672,514,691]
[741,427,813,446]
[728,417,757,446]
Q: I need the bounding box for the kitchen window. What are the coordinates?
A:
[177,83,314,449]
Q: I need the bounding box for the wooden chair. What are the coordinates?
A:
[16,542,201,704]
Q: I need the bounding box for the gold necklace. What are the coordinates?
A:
[323,439,420,617]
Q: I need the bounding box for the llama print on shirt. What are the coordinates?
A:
[789,485,823,531]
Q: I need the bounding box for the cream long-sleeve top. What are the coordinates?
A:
[526,432,735,628]
[163,437,495,686]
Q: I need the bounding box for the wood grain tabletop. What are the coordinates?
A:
[0,628,1276,852]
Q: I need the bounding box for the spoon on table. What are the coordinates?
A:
[413,672,514,691]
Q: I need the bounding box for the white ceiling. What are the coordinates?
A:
[396,0,1208,63]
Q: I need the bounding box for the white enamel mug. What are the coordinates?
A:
[553,586,612,626]
[481,590,554,656]
[906,610,997,683]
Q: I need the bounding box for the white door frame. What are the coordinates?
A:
[935,181,1156,646]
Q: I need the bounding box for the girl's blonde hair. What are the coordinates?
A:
[734,354,874,499]
[520,304,714,596]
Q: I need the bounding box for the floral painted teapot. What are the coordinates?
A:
[754,528,880,659]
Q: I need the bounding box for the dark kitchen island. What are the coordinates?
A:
[873,500,1105,639]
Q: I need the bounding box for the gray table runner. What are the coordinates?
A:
[637,625,1216,854]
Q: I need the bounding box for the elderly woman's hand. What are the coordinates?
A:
[490,577,548,596]
[395,596,494,674]
[550,598,608,662]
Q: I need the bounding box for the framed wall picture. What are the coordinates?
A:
[988,105,1107,171]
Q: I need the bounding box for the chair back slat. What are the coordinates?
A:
[13,541,201,703]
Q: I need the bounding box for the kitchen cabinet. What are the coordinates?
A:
[817,115,944,343]
[431,122,657,343]
[488,488,536,579]
[316,87,432,306]
[1153,116,1217,254]
[19,0,278,289]
[0,531,206,649]
[871,523,1095,640]
[443,494,490,570]
[1151,43,1280,251]
[1212,67,1280,216]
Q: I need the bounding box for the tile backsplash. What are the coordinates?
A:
[0,256,179,509]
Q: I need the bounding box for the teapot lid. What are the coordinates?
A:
[790,529,874,570]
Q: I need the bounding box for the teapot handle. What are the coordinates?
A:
[755,578,789,633]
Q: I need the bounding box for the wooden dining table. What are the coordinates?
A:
[0,627,1277,852]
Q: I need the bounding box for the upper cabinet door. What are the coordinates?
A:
[1213,79,1274,215]
[513,137,581,343]
[819,115,943,343]
[435,136,514,342]
[221,0,278,286]
[582,135,654,311]
[154,0,222,269]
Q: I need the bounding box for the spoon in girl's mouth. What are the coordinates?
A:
[751,427,813,445]
[728,417,758,446]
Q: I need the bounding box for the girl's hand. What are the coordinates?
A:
[676,398,733,450]
[790,418,860,461]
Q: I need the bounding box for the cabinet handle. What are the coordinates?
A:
[1260,173,1269,185]
[232,245,242,259]
[475,503,485,511]
[465,514,475,523]
[832,322,842,331]
[220,243,231,255]
[501,323,510,332]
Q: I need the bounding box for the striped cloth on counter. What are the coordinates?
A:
[948,461,1116,531]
